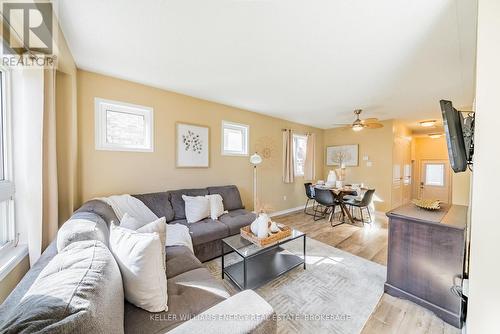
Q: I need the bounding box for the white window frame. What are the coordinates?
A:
[0,66,15,251]
[221,120,249,156]
[95,98,154,152]
[293,134,308,177]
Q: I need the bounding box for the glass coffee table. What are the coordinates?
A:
[221,228,306,290]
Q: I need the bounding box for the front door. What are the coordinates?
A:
[420,160,452,203]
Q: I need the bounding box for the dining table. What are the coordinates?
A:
[313,184,360,225]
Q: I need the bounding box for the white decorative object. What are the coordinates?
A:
[326,145,359,166]
[176,123,210,168]
[269,221,280,233]
[257,215,269,238]
[250,152,263,211]
[182,195,210,223]
[326,170,337,186]
[250,218,260,235]
[109,224,168,312]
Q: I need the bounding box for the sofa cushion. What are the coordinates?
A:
[124,268,229,334]
[173,218,229,246]
[166,245,203,279]
[207,185,244,211]
[74,199,119,226]
[0,240,124,334]
[56,211,109,252]
[218,209,256,235]
[168,188,209,220]
[133,192,175,222]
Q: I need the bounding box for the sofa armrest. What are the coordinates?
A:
[166,290,276,334]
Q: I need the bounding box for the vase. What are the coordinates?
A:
[257,213,270,238]
[326,170,337,187]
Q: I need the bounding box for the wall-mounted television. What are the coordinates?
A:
[439,100,474,173]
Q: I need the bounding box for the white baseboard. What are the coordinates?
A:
[269,205,310,218]
[268,204,386,220]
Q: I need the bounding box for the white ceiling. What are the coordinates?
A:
[55,0,477,129]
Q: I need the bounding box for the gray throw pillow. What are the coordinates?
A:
[0,240,124,334]
[56,212,109,252]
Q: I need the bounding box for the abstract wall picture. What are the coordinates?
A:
[176,123,210,167]
[326,144,359,167]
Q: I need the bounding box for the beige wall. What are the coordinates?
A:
[412,136,471,205]
[77,70,324,212]
[323,120,394,212]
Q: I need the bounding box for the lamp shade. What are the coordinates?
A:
[250,152,262,165]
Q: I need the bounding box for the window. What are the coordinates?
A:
[0,69,14,249]
[425,163,445,186]
[95,98,153,152]
[293,134,308,176]
[221,121,249,156]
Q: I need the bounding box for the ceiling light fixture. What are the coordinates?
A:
[428,133,442,139]
[352,123,364,131]
[420,120,436,127]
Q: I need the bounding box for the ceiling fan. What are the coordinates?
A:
[332,109,384,131]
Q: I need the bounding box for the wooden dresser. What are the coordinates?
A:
[385,203,467,328]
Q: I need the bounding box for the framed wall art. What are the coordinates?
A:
[176,122,210,168]
[326,144,359,167]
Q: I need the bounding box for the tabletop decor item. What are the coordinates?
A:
[412,198,441,210]
[240,224,292,247]
[176,122,210,167]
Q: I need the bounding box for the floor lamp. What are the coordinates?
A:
[250,152,263,212]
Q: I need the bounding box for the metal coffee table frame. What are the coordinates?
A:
[221,230,306,290]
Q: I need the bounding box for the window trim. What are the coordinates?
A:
[0,66,15,251]
[293,134,308,177]
[95,98,154,152]
[221,120,249,156]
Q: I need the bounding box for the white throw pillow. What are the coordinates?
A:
[109,224,168,312]
[182,195,210,223]
[136,217,167,269]
[205,194,225,220]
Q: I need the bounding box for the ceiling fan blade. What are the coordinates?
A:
[361,118,380,123]
[365,122,384,129]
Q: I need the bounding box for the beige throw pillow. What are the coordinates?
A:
[205,194,225,220]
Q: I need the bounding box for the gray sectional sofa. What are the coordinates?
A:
[0,185,276,334]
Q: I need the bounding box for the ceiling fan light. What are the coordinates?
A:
[352,124,364,131]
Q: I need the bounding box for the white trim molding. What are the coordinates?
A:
[95,98,154,152]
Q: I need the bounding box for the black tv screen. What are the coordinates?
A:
[440,100,467,172]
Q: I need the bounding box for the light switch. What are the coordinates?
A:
[366,161,373,167]
[363,155,369,161]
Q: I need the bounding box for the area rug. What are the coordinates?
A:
[205,237,386,334]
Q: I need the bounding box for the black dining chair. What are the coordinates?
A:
[313,188,342,225]
[303,183,318,216]
[344,189,375,224]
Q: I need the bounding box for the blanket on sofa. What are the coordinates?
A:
[98,194,194,253]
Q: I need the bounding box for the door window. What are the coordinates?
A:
[425,163,445,186]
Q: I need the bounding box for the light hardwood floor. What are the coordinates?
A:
[274,209,460,334]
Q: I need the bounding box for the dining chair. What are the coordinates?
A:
[303,183,318,216]
[313,188,342,225]
[343,189,375,224]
